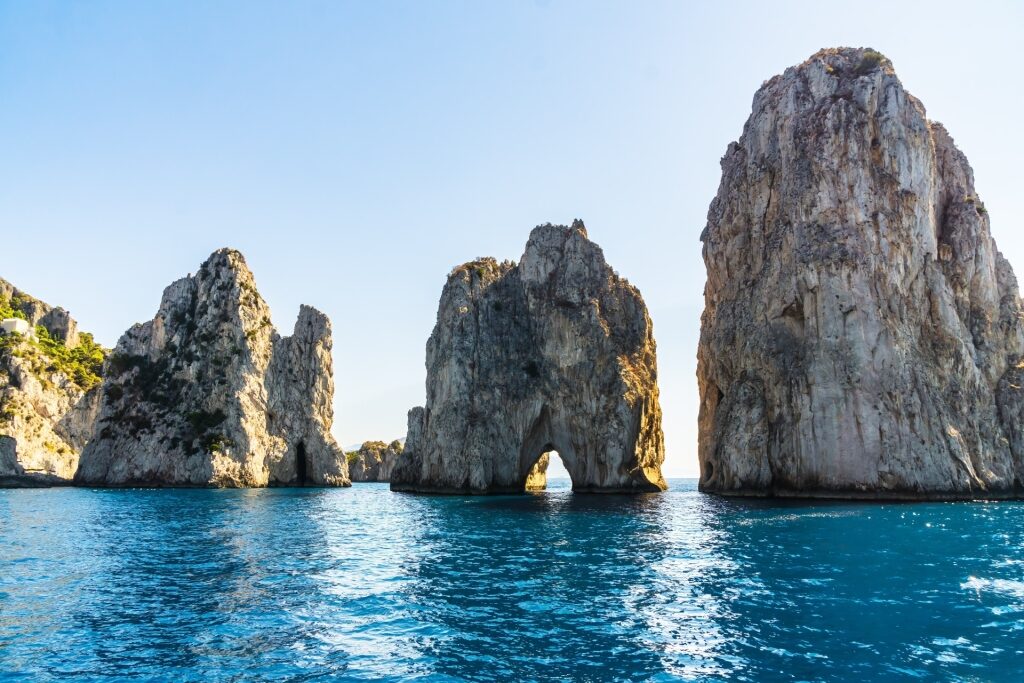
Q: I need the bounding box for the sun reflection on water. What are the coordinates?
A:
[2,482,1024,680]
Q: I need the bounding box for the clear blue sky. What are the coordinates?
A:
[2,1,1021,477]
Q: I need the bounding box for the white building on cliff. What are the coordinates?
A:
[1,318,31,336]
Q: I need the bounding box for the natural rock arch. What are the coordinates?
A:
[391,221,666,494]
[516,407,582,491]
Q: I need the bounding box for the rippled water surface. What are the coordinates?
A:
[2,479,1024,681]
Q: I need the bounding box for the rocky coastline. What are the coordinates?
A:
[4,47,1022,500]
[0,279,106,486]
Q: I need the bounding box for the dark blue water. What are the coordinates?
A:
[1,479,1023,682]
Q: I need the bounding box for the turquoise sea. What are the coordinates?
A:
[1,479,1023,681]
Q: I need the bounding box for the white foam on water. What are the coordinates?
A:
[961,576,1024,600]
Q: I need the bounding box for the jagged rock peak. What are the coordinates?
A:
[698,48,1024,499]
[348,440,404,482]
[392,221,666,494]
[75,248,348,487]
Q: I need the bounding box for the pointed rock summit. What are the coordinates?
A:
[392,221,666,494]
[698,48,1024,498]
[75,249,348,487]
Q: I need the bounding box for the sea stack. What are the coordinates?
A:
[347,440,404,482]
[698,48,1024,498]
[75,249,348,487]
[0,279,105,485]
[392,221,666,494]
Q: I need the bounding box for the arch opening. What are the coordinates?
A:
[523,446,572,492]
[296,441,308,486]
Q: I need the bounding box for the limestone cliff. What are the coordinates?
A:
[698,48,1024,498]
[392,221,666,494]
[348,440,404,482]
[75,249,348,487]
[0,280,105,485]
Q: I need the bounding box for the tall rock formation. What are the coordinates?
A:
[347,439,404,482]
[698,48,1024,498]
[392,221,666,494]
[1,280,105,486]
[75,249,349,487]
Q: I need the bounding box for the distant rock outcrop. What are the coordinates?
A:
[75,249,349,487]
[0,279,105,486]
[348,440,404,482]
[698,48,1024,498]
[392,221,666,494]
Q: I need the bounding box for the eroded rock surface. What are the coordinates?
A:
[348,440,404,482]
[392,221,666,494]
[75,249,348,487]
[1,280,105,486]
[698,48,1024,498]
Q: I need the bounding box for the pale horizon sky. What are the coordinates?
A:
[2,1,1022,477]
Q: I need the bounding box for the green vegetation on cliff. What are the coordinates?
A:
[0,294,106,391]
[0,295,27,321]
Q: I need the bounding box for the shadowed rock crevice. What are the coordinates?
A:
[392,221,666,494]
[698,47,1024,499]
[296,441,307,486]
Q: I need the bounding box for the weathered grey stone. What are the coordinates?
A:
[348,440,404,482]
[698,48,1024,499]
[392,221,666,494]
[75,249,349,487]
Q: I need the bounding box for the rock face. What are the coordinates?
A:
[524,452,550,491]
[1,280,105,485]
[75,249,349,487]
[392,221,666,494]
[348,440,404,482]
[698,48,1024,499]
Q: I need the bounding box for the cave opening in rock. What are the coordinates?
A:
[296,441,308,486]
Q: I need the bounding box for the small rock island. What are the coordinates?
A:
[392,221,666,494]
[347,440,404,482]
[75,249,349,487]
[698,48,1024,499]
